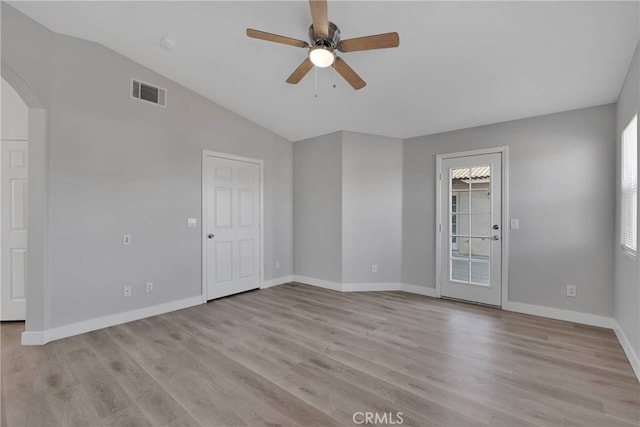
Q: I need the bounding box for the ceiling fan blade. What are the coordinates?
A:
[332,57,366,90]
[286,58,314,84]
[309,0,329,38]
[246,28,309,48]
[338,32,400,52]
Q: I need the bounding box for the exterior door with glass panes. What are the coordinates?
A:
[440,153,502,306]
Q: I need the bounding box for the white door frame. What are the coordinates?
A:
[435,146,510,308]
[2,65,50,341]
[201,150,264,303]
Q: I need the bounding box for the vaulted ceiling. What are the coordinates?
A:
[10,1,640,141]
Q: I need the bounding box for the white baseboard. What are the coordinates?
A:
[613,321,640,382]
[293,277,613,327]
[503,301,615,329]
[21,296,202,345]
[292,275,342,291]
[341,282,402,292]
[20,331,48,345]
[293,276,439,298]
[261,275,294,289]
[401,283,439,297]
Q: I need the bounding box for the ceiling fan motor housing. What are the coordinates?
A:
[309,22,341,49]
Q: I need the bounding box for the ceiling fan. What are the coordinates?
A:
[246,0,399,90]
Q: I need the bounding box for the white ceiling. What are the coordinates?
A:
[10,1,640,141]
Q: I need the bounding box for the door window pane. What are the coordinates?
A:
[471,214,491,237]
[456,236,469,256]
[451,214,468,235]
[469,237,490,259]
[470,166,490,189]
[451,259,469,282]
[451,168,470,190]
[470,190,491,213]
[451,236,464,258]
[455,191,470,213]
[471,261,490,285]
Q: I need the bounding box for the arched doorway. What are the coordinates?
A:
[1,64,48,342]
[1,77,28,320]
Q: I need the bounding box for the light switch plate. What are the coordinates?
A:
[187,218,197,228]
[510,219,520,230]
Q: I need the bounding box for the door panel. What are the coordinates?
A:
[1,140,28,320]
[441,153,502,306]
[214,241,233,283]
[11,248,26,299]
[206,156,260,300]
[238,239,255,278]
[11,179,26,230]
[215,188,232,227]
[239,190,255,227]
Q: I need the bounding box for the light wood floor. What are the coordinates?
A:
[1,283,639,426]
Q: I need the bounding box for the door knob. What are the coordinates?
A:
[208,234,215,239]
[492,224,499,230]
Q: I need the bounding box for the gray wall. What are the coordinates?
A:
[0,4,53,108]
[615,42,640,356]
[403,104,616,316]
[293,131,403,286]
[1,78,29,140]
[3,5,293,330]
[293,132,342,283]
[342,132,402,284]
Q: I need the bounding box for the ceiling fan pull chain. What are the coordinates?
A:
[314,67,319,98]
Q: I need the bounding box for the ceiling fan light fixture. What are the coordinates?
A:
[309,46,335,68]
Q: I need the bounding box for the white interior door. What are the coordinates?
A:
[205,155,261,300]
[440,153,502,306]
[1,140,28,320]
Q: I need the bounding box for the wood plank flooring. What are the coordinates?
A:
[2,283,638,426]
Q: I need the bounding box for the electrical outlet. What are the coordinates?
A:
[566,285,577,297]
[275,260,281,270]
[371,264,378,274]
[122,234,132,245]
[187,218,197,228]
[145,282,153,293]
[123,285,132,297]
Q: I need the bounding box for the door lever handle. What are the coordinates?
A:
[208,234,215,239]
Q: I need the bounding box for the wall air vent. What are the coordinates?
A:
[131,79,166,107]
